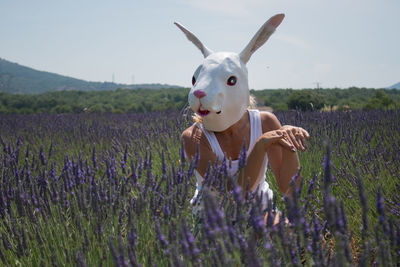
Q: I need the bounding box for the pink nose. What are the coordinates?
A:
[193,90,206,99]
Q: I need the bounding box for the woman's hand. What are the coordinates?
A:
[260,126,310,153]
[279,125,310,152]
[259,130,297,152]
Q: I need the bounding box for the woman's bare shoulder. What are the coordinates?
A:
[259,111,282,132]
[181,124,211,159]
[181,124,202,144]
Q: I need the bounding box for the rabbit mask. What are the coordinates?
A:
[175,14,284,132]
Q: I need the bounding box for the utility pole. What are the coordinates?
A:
[314,82,322,89]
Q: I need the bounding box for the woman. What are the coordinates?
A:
[176,14,309,223]
[182,107,309,223]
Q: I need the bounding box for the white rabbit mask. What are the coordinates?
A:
[175,14,284,132]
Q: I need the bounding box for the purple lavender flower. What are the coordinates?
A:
[377,187,386,227]
[238,139,247,169]
[0,248,6,265]
[91,146,97,170]
[155,220,169,256]
[39,144,46,165]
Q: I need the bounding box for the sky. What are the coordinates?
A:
[1,0,399,90]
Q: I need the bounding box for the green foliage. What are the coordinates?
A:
[0,88,190,114]
[1,87,400,114]
[287,90,325,111]
[252,87,400,111]
[364,89,395,110]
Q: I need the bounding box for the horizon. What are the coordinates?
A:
[3,56,396,90]
[1,0,399,90]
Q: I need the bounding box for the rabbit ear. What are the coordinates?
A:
[239,14,285,64]
[174,22,213,58]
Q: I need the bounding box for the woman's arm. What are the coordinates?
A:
[267,143,300,196]
[237,130,294,192]
[262,112,309,197]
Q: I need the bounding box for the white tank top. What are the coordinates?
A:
[190,109,273,213]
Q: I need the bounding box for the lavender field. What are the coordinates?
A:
[0,109,399,266]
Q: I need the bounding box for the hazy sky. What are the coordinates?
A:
[1,0,399,89]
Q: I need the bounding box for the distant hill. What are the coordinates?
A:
[388,82,400,90]
[0,58,182,94]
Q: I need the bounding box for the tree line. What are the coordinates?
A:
[252,87,399,111]
[0,87,399,114]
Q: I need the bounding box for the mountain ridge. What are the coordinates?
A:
[388,82,400,90]
[0,58,183,94]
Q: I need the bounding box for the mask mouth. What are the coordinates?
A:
[197,106,210,117]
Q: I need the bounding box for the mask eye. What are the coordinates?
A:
[227,76,237,86]
[192,65,202,86]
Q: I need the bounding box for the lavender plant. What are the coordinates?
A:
[0,108,399,266]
